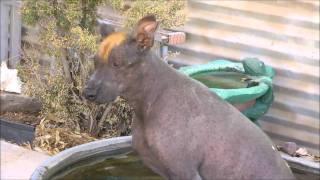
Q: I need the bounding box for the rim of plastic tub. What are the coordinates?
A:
[280,152,320,175]
[30,136,132,180]
[30,136,319,179]
[178,59,272,103]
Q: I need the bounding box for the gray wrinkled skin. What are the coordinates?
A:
[84,16,295,180]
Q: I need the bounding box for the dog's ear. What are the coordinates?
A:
[99,23,115,39]
[133,15,159,51]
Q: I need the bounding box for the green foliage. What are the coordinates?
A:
[22,0,102,32]
[124,0,186,28]
[104,0,123,10]
[104,0,186,28]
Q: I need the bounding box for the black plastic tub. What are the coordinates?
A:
[0,118,35,144]
[31,136,319,180]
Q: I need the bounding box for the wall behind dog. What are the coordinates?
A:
[0,0,21,68]
[168,0,319,155]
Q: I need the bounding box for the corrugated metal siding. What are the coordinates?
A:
[0,0,21,68]
[168,0,319,154]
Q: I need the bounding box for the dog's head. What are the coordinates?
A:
[84,15,159,104]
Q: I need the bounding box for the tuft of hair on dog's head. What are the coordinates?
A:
[98,31,126,62]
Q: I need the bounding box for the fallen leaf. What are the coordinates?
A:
[295,147,309,157]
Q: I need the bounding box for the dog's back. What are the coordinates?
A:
[137,56,295,180]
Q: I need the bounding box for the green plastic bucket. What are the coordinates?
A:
[179,58,275,122]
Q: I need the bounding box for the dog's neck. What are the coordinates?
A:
[122,52,175,120]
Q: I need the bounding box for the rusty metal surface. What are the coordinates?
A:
[168,0,319,155]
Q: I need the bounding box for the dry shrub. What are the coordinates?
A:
[33,117,96,155]
[97,97,133,138]
[31,97,133,155]
[19,50,134,155]
[20,0,184,155]
[20,0,134,155]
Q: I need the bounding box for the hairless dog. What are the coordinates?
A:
[84,15,295,180]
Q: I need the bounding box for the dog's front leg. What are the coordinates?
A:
[166,169,203,180]
[191,172,203,180]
